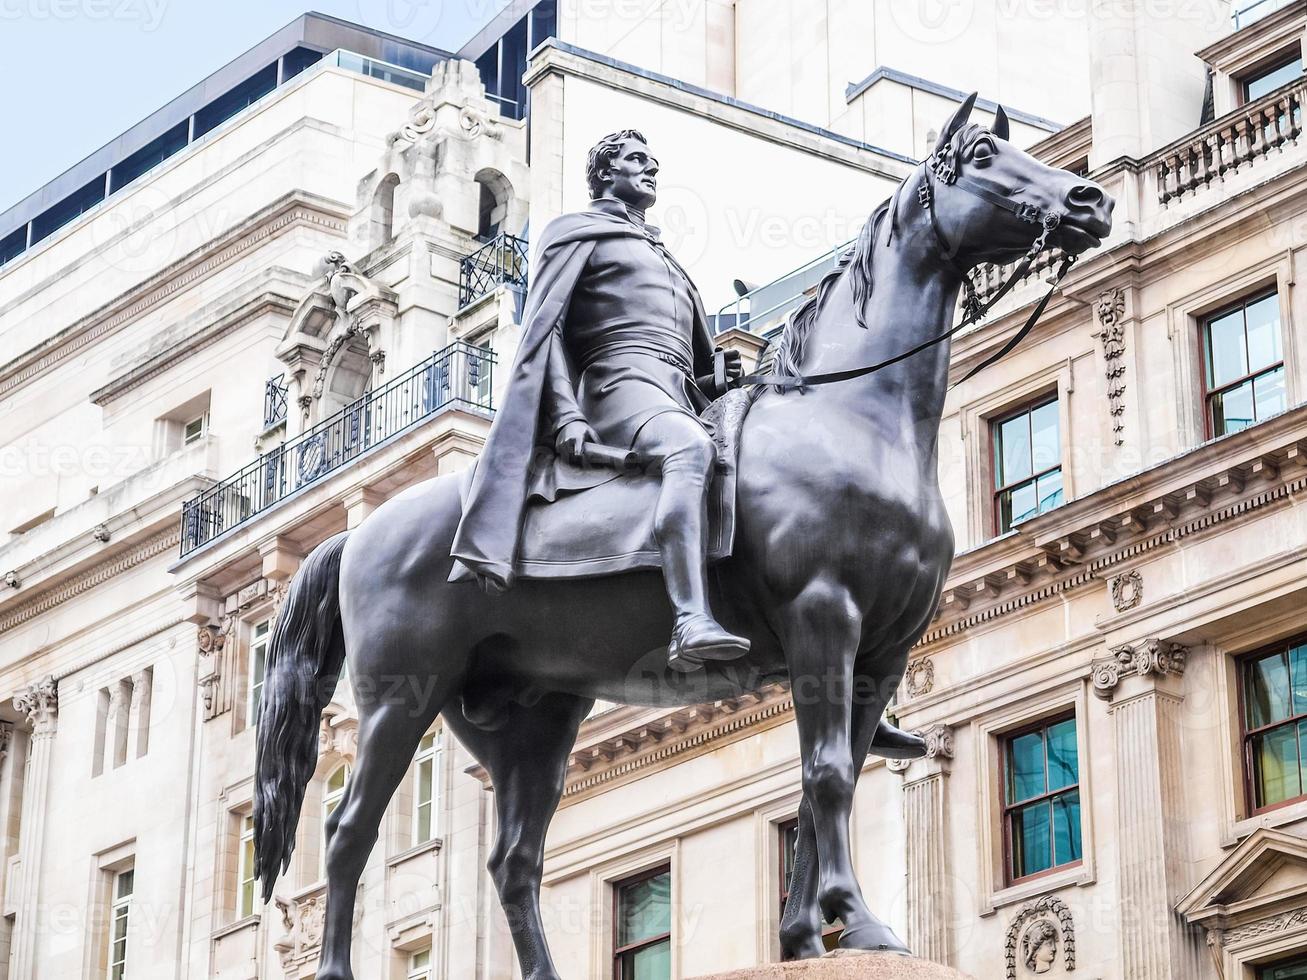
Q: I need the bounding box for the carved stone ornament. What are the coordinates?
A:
[1092,639,1187,700]
[3,571,19,590]
[887,722,953,774]
[1093,286,1128,446]
[1109,569,1142,612]
[274,883,364,976]
[1005,894,1076,979]
[15,676,58,735]
[91,524,111,543]
[905,657,936,697]
[196,618,233,717]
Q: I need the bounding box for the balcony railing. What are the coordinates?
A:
[1153,76,1306,208]
[179,342,494,556]
[263,373,289,428]
[459,233,528,307]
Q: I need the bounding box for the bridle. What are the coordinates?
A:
[736,139,1079,391]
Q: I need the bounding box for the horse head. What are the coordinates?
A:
[921,92,1114,269]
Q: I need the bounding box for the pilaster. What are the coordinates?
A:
[10,676,58,980]
[1093,640,1203,978]
[893,724,955,965]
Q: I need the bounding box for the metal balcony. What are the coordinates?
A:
[459,232,528,308]
[180,342,494,556]
[263,373,290,428]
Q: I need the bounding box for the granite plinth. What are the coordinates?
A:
[688,950,975,980]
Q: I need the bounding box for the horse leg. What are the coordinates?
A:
[781,645,911,958]
[782,599,908,954]
[443,691,593,980]
[317,690,444,979]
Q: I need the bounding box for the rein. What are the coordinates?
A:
[736,147,1077,392]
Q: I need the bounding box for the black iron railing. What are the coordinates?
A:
[263,373,289,428]
[459,232,528,307]
[180,342,495,556]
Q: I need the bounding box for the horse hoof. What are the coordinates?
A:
[837,920,911,954]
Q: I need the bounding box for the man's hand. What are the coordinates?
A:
[555,420,598,464]
[721,348,744,386]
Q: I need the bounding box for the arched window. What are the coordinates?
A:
[321,763,351,877]
[474,169,513,242]
[413,730,442,845]
[371,173,399,246]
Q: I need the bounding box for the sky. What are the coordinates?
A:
[0,0,513,211]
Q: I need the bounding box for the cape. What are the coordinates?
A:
[449,204,717,589]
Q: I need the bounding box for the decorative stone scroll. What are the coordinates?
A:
[15,676,58,734]
[1005,894,1076,979]
[1091,639,1186,700]
[1094,287,1127,446]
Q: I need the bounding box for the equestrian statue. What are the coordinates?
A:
[254,95,1113,979]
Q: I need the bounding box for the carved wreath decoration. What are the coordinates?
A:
[1005,895,1075,979]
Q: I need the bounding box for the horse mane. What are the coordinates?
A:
[767,122,988,387]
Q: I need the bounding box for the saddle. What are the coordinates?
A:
[454,389,751,581]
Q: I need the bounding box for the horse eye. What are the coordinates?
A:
[971,139,996,160]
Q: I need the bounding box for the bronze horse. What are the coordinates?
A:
[254,96,1113,978]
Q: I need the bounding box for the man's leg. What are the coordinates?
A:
[634,413,749,672]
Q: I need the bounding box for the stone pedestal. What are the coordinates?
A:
[689,950,975,980]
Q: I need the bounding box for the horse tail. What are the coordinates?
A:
[254,531,350,901]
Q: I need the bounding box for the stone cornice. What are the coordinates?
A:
[920,410,1307,648]
[1197,3,1306,72]
[0,528,179,635]
[90,272,306,407]
[0,191,349,399]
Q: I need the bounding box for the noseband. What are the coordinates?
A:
[738,142,1078,392]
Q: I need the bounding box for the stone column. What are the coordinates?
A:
[129,669,152,759]
[10,676,58,980]
[1092,640,1203,979]
[107,680,130,770]
[891,724,954,965]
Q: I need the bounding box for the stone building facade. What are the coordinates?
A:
[1,2,1305,979]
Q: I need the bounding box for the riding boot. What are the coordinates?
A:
[868,719,927,760]
[654,456,749,673]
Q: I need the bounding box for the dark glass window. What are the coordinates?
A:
[282,46,323,82]
[614,867,671,980]
[109,121,189,193]
[1242,639,1307,812]
[0,226,26,267]
[1203,291,1285,437]
[992,396,1062,534]
[531,0,558,49]
[194,63,278,138]
[778,820,841,952]
[31,176,106,244]
[1003,715,1081,882]
[1261,954,1307,980]
[1243,52,1304,102]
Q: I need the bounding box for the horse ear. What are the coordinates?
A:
[993,105,1011,141]
[935,92,978,153]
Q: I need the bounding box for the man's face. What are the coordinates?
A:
[601,138,659,210]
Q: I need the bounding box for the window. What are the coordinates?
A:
[321,764,350,877]
[1262,954,1307,979]
[407,948,432,980]
[413,731,441,846]
[1204,291,1286,437]
[1241,639,1307,812]
[248,620,270,725]
[237,813,257,918]
[613,866,671,980]
[1242,51,1304,103]
[778,820,840,951]
[992,396,1062,534]
[109,868,133,980]
[1003,716,1081,883]
[182,414,208,446]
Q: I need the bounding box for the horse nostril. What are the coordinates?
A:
[1067,182,1105,208]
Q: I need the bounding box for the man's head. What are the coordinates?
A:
[586,129,658,210]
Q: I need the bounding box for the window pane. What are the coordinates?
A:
[998,413,1033,487]
[1036,469,1064,516]
[618,872,671,947]
[1246,56,1304,102]
[1002,480,1038,531]
[1051,790,1082,866]
[116,870,134,900]
[1245,294,1282,371]
[1011,800,1052,878]
[1248,652,1292,727]
[623,938,671,980]
[1046,719,1078,791]
[1292,645,1307,716]
[1254,723,1302,806]
[1263,954,1307,980]
[1007,731,1046,802]
[1206,309,1248,388]
[1029,400,1060,473]
[1212,378,1256,435]
[1254,366,1287,422]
